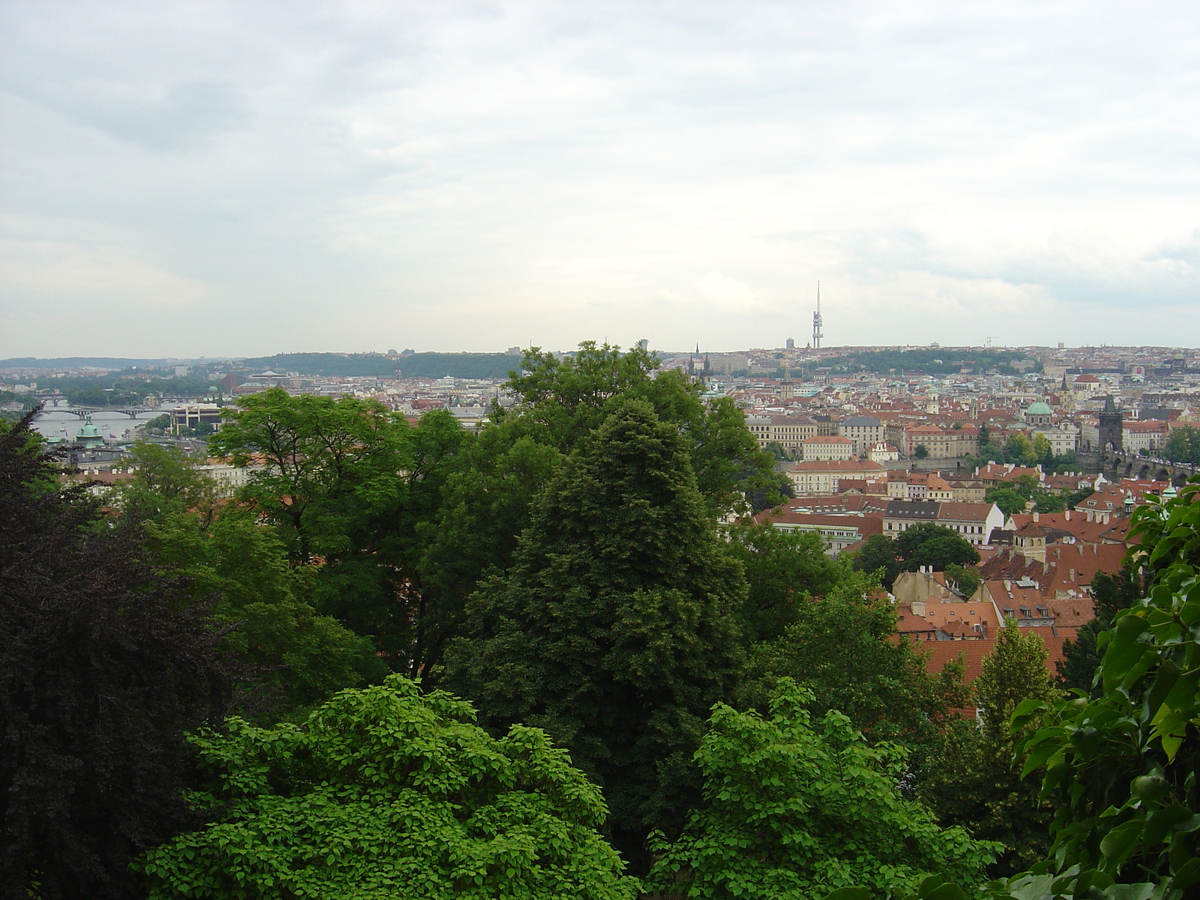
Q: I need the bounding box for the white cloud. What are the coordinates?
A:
[1,0,1199,356]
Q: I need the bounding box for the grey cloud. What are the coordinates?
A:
[71,80,253,152]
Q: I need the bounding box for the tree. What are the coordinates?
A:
[986,485,1029,517]
[209,390,466,667]
[986,480,1200,899]
[895,522,981,572]
[142,509,385,717]
[1032,433,1053,467]
[415,420,563,678]
[721,522,844,645]
[852,531,903,583]
[0,411,237,899]
[1056,561,1142,694]
[208,387,413,565]
[1003,433,1036,466]
[944,562,981,598]
[114,435,384,717]
[644,680,998,899]
[444,401,746,860]
[745,571,968,748]
[117,440,221,523]
[914,443,930,458]
[763,440,790,461]
[1162,425,1200,466]
[963,622,1058,876]
[138,676,640,900]
[504,342,776,515]
[852,525,979,592]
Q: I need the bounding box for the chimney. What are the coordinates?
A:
[1065,509,1071,521]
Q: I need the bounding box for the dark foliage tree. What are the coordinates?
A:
[917,622,1058,878]
[721,523,844,645]
[208,387,413,566]
[415,419,563,679]
[895,522,981,571]
[505,342,777,515]
[0,411,236,899]
[944,561,981,598]
[743,469,794,513]
[986,485,1029,517]
[986,482,1200,899]
[744,571,968,748]
[1057,561,1143,694]
[852,525,979,592]
[209,391,465,668]
[147,510,385,717]
[851,533,903,588]
[443,401,745,863]
[987,475,1073,516]
[1162,424,1200,465]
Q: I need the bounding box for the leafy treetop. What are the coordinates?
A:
[138,676,640,900]
[646,679,999,899]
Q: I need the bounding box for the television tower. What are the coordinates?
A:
[812,282,823,349]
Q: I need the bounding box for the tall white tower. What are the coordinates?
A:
[812,282,823,349]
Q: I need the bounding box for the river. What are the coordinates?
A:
[28,407,160,443]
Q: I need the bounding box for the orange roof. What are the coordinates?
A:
[917,633,1066,685]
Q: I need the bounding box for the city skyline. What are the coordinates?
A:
[2,1,1198,359]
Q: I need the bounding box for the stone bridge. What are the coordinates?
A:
[1078,450,1198,485]
[60,407,153,419]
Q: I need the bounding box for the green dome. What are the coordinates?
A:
[75,415,105,449]
[1026,401,1053,416]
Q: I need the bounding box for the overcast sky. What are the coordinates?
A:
[2,1,1198,359]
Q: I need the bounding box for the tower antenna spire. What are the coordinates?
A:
[812,281,823,349]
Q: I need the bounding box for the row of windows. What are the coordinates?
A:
[886,520,986,535]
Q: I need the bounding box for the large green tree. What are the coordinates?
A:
[744,570,967,747]
[208,388,413,565]
[504,342,776,515]
[1162,425,1200,465]
[852,524,980,591]
[917,622,1058,878]
[645,680,998,899]
[138,676,639,900]
[0,412,237,899]
[414,420,563,679]
[1056,561,1143,695]
[851,533,903,588]
[114,440,383,717]
[979,480,1200,900]
[142,509,385,716]
[444,400,746,859]
[721,523,844,645]
[209,390,465,667]
[117,440,221,523]
[895,522,981,572]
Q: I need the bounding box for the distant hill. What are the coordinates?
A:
[818,347,1039,376]
[239,352,523,380]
